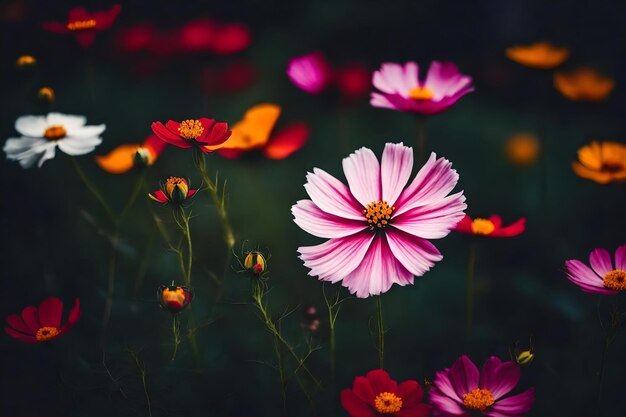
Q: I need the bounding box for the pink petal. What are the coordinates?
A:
[394,153,460,217]
[393,192,466,239]
[292,199,366,239]
[589,248,613,276]
[37,297,63,328]
[342,234,413,298]
[487,388,534,416]
[565,260,614,294]
[429,386,468,416]
[381,142,414,206]
[370,92,398,110]
[449,355,480,398]
[372,62,419,95]
[385,228,442,276]
[479,357,520,400]
[615,245,626,270]
[303,168,363,221]
[286,52,331,95]
[342,147,381,206]
[298,231,374,283]
[423,61,473,100]
[433,369,462,402]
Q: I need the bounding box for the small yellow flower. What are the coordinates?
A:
[506,42,569,69]
[554,67,615,102]
[572,141,626,184]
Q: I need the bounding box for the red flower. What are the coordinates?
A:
[456,214,526,237]
[178,18,251,55]
[336,63,371,100]
[151,118,231,153]
[149,177,197,205]
[341,369,432,417]
[42,5,121,48]
[158,285,193,313]
[4,298,81,343]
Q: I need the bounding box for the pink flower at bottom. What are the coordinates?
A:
[430,355,534,417]
[565,245,626,294]
[371,61,474,116]
[291,142,466,298]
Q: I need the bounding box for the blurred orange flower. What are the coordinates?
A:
[554,67,615,101]
[95,135,165,174]
[505,133,540,167]
[572,141,626,184]
[505,42,569,69]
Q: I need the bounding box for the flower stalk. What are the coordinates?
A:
[376,296,385,369]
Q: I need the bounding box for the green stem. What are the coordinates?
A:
[466,241,476,338]
[71,157,115,223]
[172,315,181,360]
[192,148,235,250]
[273,328,288,417]
[100,228,118,345]
[118,170,146,223]
[173,207,193,287]
[376,296,385,369]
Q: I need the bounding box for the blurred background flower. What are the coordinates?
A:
[554,67,615,101]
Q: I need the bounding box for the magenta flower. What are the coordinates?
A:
[287,52,332,94]
[371,61,474,116]
[565,245,626,294]
[430,355,534,417]
[291,143,466,298]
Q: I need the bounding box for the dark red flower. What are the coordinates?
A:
[200,61,257,94]
[151,118,231,152]
[158,284,193,313]
[341,369,432,417]
[115,23,158,53]
[456,214,526,237]
[5,298,81,343]
[42,4,121,48]
[178,18,251,54]
[336,63,371,100]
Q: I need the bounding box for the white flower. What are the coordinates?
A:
[3,112,105,168]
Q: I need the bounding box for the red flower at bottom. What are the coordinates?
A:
[4,298,81,343]
[341,369,432,417]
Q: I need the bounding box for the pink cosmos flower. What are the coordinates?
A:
[371,61,474,115]
[430,355,534,417]
[287,52,332,94]
[291,143,466,298]
[565,245,626,294]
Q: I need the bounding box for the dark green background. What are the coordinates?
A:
[1,0,625,416]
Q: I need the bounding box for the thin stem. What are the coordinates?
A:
[466,241,476,338]
[171,315,181,360]
[416,117,426,163]
[173,207,193,286]
[376,296,385,369]
[118,170,146,223]
[130,350,153,417]
[192,148,235,250]
[71,157,115,223]
[100,228,118,346]
[273,327,288,417]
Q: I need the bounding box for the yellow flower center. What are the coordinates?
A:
[165,176,189,198]
[36,326,60,341]
[67,19,97,31]
[363,201,395,230]
[178,119,204,139]
[463,388,495,410]
[43,125,67,140]
[408,86,434,100]
[374,392,403,414]
[603,269,626,291]
[471,218,495,235]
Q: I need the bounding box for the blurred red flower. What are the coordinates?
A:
[5,298,81,343]
[456,214,526,237]
[43,4,121,47]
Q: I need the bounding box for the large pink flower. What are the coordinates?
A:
[371,61,474,115]
[564,245,626,294]
[292,143,466,298]
[430,355,534,417]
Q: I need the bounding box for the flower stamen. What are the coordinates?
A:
[603,269,626,291]
[463,388,494,410]
[471,218,495,235]
[408,86,434,100]
[67,19,97,31]
[363,201,395,230]
[36,326,60,341]
[178,119,204,140]
[374,392,403,414]
[44,125,67,140]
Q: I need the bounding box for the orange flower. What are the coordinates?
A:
[505,42,569,69]
[572,141,626,184]
[554,67,615,101]
[505,133,540,167]
[95,135,166,174]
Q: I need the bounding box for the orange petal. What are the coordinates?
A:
[505,42,569,69]
[572,162,613,184]
[95,143,140,174]
[210,103,281,151]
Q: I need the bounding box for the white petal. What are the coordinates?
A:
[15,115,47,137]
[46,113,86,127]
[57,136,101,155]
[37,145,57,167]
[65,124,106,138]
